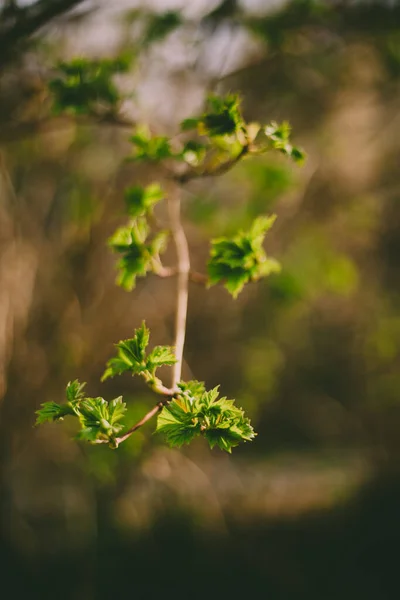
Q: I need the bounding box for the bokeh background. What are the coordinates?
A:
[1,0,400,598]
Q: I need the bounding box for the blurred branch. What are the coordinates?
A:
[0,113,135,144]
[0,0,87,67]
[167,184,190,389]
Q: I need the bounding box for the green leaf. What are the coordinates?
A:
[156,384,256,453]
[65,379,86,403]
[76,395,127,444]
[207,215,281,298]
[177,380,206,397]
[102,322,176,382]
[108,218,169,291]
[35,401,75,425]
[49,55,131,116]
[262,121,306,163]
[143,11,182,45]
[129,125,174,161]
[181,94,245,138]
[124,183,164,218]
[147,345,177,372]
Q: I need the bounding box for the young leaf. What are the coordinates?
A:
[102,322,176,382]
[76,396,127,444]
[207,215,281,298]
[124,183,164,218]
[50,56,131,116]
[35,401,75,425]
[156,384,256,453]
[262,121,306,163]
[180,94,244,138]
[65,379,86,403]
[108,218,169,291]
[129,125,174,161]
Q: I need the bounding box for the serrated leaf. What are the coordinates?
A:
[177,380,206,397]
[102,322,176,382]
[261,121,306,163]
[108,218,169,291]
[124,183,164,218]
[76,395,127,443]
[129,126,174,161]
[147,345,177,369]
[207,216,280,298]
[157,385,256,452]
[35,401,75,425]
[65,379,86,403]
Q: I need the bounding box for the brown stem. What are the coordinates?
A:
[116,399,168,445]
[176,145,248,184]
[167,184,190,389]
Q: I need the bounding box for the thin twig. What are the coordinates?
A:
[167,184,190,389]
[176,145,248,184]
[116,399,168,445]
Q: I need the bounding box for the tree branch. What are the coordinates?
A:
[176,145,248,184]
[0,0,87,67]
[115,398,169,445]
[167,185,190,389]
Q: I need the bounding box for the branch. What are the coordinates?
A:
[176,145,248,184]
[0,0,87,67]
[167,184,190,389]
[116,398,169,445]
[0,113,135,144]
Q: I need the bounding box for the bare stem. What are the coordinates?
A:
[167,184,190,389]
[116,399,167,445]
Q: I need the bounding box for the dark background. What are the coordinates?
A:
[0,1,400,598]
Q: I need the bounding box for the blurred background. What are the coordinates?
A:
[0,0,400,598]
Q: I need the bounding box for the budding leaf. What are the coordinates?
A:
[207,215,281,298]
[35,401,75,425]
[181,94,245,138]
[129,125,174,161]
[66,379,86,404]
[262,121,305,163]
[50,56,130,116]
[108,218,169,290]
[156,383,256,453]
[102,322,176,382]
[124,183,164,218]
[76,396,127,444]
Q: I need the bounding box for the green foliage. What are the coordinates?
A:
[76,396,127,446]
[65,379,87,403]
[36,380,127,447]
[35,401,75,424]
[263,121,305,163]
[50,56,131,116]
[124,183,164,218]
[129,125,175,161]
[208,215,281,298]
[143,11,182,45]
[36,75,305,453]
[181,94,245,137]
[102,322,176,383]
[108,218,169,290]
[156,384,256,453]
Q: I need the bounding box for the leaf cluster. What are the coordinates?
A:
[181,94,245,138]
[156,384,256,453]
[263,121,305,163]
[36,381,127,447]
[129,125,175,161]
[102,322,176,387]
[208,215,281,298]
[108,218,169,290]
[124,183,164,218]
[50,56,131,116]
